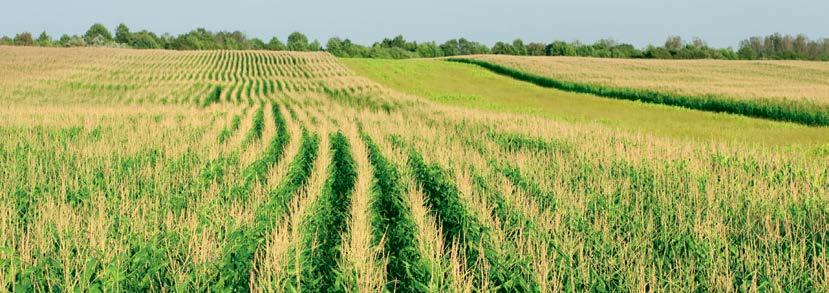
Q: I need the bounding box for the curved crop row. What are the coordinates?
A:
[297,131,357,291]
[227,103,290,202]
[241,104,265,147]
[361,133,430,292]
[447,58,829,126]
[405,145,538,291]
[218,110,245,144]
[485,131,567,211]
[213,129,320,291]
[201,85,222,107]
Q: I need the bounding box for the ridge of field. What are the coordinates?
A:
[0,47,827,291]
[470,55,829,104]
[342,58,829,146]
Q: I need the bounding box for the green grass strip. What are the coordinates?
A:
[447,58,829,126]
[298,131,358,291]
[212,129,320,291]
[361,133,431,292]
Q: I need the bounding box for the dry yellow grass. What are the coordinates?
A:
[472,55,829,104]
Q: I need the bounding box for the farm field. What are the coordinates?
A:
[343,58,829,145]
[1,46,828,292]
[452,55,829,126]
[468,55,829,104]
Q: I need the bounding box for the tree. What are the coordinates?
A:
[664,36,683,53]
[416,42,443,58]
[89,35,108,46]
[611,43,640,58]
[594,38,617,50]
[171,28,216,50]
[326,37,347,56]
[58,34,71,46]
[115,23,131,44]
[547,41,576,56]
[267,37,286,51]
[218,31,247,49]
[690,37,707,49]
[67,35,86,47]
[575,43,594,56]
[308,39,321,51]
[339,39,370,57]
[36,32,52,46]
[737,39,757,60]
[383,35,417,51]
[644,45,672,59]
[247,38,266,50]
[0,36,13,46]
[491,42,515,55]
[85,23,112,42]
[14,32,33,46]
[287,32,309,51]
[527,42,546,56]
[457,38,489,55]
[439,39,460,56]
[130,31,160,49]
[719,48,739,60]
[512,39,527,55]
[592,48,612,58]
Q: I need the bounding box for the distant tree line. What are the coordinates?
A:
[0,23,322,51]
[2,23,828,61]
[325,35,489,58]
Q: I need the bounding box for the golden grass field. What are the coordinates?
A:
[471,55,829,104]
[0,46,827,292]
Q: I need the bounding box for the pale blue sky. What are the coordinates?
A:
[2,0,827,47]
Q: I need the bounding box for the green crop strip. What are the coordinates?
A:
[227,103,290,202]
[212,129,320,291]
[453,124,564,249]
[245,83,254,105]
[487,131,572,155]
[201,85,222,107]
[234,83,244,104]
[294,131,357,292]
[218,111,244,144]
[240,104,265,148]
[485,131,569,211]
[447,58,829,126]
[361,133,431,292]
[492,163,556,212]
[403,143,538,291]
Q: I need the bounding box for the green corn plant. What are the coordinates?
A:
[404,143,539,292]
[212,129,319,292]
[294,131,357,292]
[240,104,265,148]
[361,133,431,292]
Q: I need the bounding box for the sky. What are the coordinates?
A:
[1,0,827,48]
